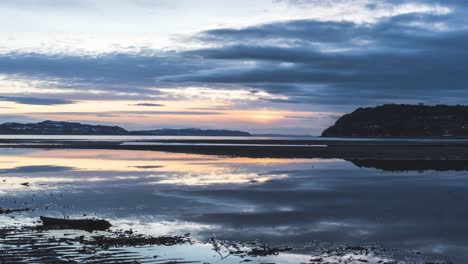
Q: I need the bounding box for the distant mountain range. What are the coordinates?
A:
[0,121,252,136]
[130,128,251,137]
[322,104,468,137]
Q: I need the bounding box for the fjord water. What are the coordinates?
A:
[0,148,467,263]
[3,134,468,142]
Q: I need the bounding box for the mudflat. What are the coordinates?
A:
[1,138,468,159]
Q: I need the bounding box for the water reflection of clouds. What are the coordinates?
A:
[0,149,320,188]
[0,165,75,174]
[0,149,466,262]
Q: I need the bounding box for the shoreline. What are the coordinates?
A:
[1,138,468,160]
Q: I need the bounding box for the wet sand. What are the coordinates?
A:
[1,138,468,159]
[0,224,434,264]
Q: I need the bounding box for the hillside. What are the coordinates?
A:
[130,128,251,137]
[0,121,128,135]
[0,121,252,136]
[322,104,468,137]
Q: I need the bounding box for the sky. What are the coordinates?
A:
[0,0,466,135]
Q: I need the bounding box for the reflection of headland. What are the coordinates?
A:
[349,159,468,172]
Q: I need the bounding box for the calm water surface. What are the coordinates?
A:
[1,134,468,142]
[0,148,467,263]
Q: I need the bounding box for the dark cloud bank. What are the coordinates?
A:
[0,0,467,110]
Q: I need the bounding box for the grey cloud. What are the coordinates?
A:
[195,13,466,52]
[379,0,468,8]
[164,11,468,108]
[285,114,342,120]
[0,96,75,105]
[183,45,328,62]
[195,19,358,46]
[282,0,468,9]
[0,52,211,93]
[131,103,164,107]
[27,111,222,116]
[259,98,304,104]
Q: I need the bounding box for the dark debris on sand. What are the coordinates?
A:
[39,216,112,232]
[0,224,193,264]
[0,208,31,214]
[0,216,458,264]
[209,237,293,260]
[87,230,192,249]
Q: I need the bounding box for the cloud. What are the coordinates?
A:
[26,111,223,116]
[0,52,212,93]
[163,11,468,107]
[0,1,467,112]
[378,0,468,8]
[285,114,343,120]
[131,103,164,107]
[0,96,75,105]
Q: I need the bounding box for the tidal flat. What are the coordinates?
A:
[0,139,467,263]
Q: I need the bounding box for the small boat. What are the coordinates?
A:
[40,216,112,232]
